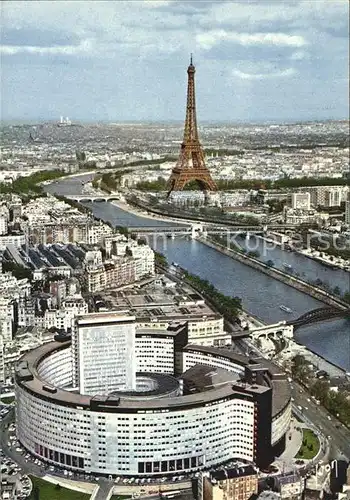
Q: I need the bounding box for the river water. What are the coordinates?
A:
[45,175,350,370]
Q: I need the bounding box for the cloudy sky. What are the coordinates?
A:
[1,0,349,123]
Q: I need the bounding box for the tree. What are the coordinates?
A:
[266,260,274,267]
[154,251,168,268]
[247,250,260,259]
[115,226,129,237]
[291,355,312,385]
[311,379,329,405]
[125,246,133,257]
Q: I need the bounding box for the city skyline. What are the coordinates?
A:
[1,0,349,123]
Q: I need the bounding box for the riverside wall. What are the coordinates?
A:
[198,236,349,311]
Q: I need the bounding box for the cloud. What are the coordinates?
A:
[196,30,306,50]
[0,39,94,56]
[143,0,172,7]
[1,27,82,48]
[290,50,308,61]
[0,0,348,122]
[232,68,296,80]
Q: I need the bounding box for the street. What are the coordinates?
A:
[291,383,350,460]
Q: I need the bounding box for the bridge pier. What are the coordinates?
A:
[190,223,204,239]
[250,322,294,341]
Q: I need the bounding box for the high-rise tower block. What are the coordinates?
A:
[167,57,217,195]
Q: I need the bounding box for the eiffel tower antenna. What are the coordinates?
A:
[167,58,217,196]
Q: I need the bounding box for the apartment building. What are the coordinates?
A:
[201,466,258,500]
[43,295,88,332]
[0,296,14,344]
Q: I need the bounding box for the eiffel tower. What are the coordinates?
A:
[167,56,217,196]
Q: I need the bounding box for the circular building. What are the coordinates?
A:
[15,335,291,476]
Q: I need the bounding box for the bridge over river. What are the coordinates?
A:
[246,306,350,341]
[287,306,350,330]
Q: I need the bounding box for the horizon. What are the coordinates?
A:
[2,117,349,127]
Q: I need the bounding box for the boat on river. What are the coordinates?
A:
[279,305,293,313]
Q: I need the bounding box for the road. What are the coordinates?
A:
[94,478,114,500]
[234,338,350,461]
[0,409,44,478]
[291,383,350,460]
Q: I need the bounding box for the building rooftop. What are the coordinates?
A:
[15,340,290,416]
[98,283,220,324]
[209,464,257,481]
[182,364,240,393]
[76,311,135,325]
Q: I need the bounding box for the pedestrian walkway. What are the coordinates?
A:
[274,418,303,471]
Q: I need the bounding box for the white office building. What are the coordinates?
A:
[0,336,5,383]
[15,341,291,475]
[324,188,342,207]
[0,214,8,236]
[291,192,311,211]
[0,233,26,250]
[187,317,229,346]
[0,297,14,344]
[135,330,175,374]
[130,245,155,280]
[72,312,136,395]
[345,201,350,225]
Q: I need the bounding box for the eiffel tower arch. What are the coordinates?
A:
[167,57,217,196]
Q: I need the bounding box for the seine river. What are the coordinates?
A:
[46,175,350,370]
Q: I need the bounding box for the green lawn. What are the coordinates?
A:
[29,476,90,500]
[296,429,320,460]
[0,395,15,404]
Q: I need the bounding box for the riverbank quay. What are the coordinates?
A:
[40,171,96,185]
[255,232,350,273]
[156,262,245,339]
[157,264,347,379]
[125,195,265,228]
[110,199,192,226]
[197,235,349,311]
[278,338,348,379]
[161,260,350,403]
